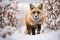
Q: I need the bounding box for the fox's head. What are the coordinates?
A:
[29,4,43,21]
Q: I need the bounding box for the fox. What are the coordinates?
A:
[24,4,45,35]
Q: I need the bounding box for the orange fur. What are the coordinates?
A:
[24,4,45,35]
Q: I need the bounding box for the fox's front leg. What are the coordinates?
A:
[24,24,31,34]
[37,24,41,34]
[31,27,35,35]
[27,27,31,34]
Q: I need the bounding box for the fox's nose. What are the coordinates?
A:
[35,16,37,17]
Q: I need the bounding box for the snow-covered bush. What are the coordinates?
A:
[0,0,21,38]
[0,0,21,27]
[41,0,60,33]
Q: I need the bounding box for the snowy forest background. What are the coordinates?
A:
[0,0,60,40]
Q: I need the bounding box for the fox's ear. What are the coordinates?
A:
[30,4,35,10]
[38,4,43,10]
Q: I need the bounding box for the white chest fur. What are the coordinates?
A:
[31,20,40,25]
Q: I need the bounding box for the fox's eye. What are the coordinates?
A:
[32,11,35,14]
[37,11,40,14]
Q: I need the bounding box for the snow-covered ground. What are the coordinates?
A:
[10,25,60,40]
[11,30,60,40]
[0,25,60,40]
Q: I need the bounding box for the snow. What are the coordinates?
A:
[0,1,10,7]
[10,30,60,40]
[0,37,14,40]
[3,17,9,24]
[0,26,60,40]
[0,23,60,40]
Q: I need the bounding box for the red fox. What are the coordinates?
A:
[24,4,45,35]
